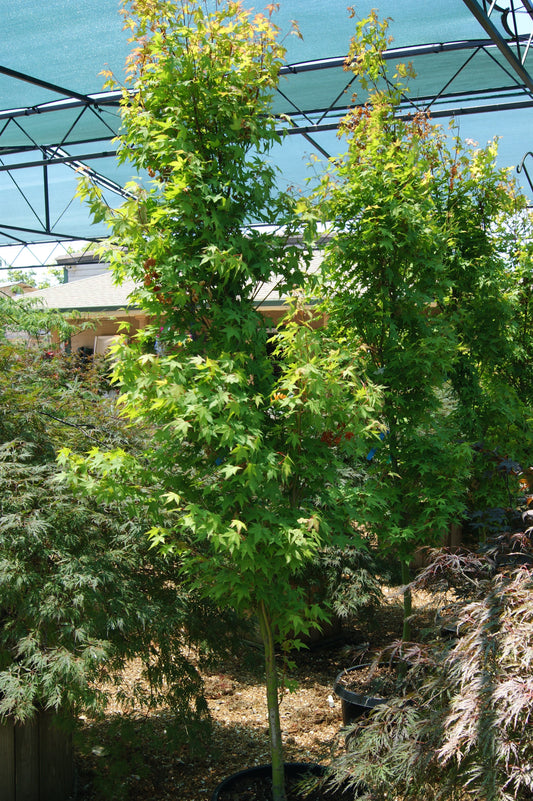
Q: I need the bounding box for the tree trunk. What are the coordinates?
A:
[257,601,287,801]
[401,559,412,642]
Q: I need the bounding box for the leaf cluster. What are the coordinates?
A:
[78,0,307,351]
[299,544,385,624]
[63,310,382,645]
[0,292,74,344]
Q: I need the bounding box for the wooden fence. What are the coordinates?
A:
[0,712,73,801]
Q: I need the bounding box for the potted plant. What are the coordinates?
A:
[328,562,533,801]
[311,10,529,648]
[210,763,355,801]
[323,7,533,787]
[67,3,382,800]
[333,657,408,726]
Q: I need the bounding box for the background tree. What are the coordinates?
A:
[71,3,382,799]
[457,205,533,523]
[2,266,63,290]
[498,208,533,402]
[0,289,73,344]
[313,12,527,636]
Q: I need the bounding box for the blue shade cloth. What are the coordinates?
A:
[1,0,533,249]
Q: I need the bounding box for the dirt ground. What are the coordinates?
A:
[74,588,438,801]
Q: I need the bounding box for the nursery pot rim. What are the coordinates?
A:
[435,603,466,637]
[211,761,325,801]
[333,660,407,709]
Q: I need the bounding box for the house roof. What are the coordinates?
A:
[0,281,36,296]
[27,270,139,312]
[24,250,324,313]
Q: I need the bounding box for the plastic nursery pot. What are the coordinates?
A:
[333,664,388,726]
[211,762,327,801]
[495,551,533,571]
[435,604,466,638]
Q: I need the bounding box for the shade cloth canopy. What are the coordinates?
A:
[1,0,533,257]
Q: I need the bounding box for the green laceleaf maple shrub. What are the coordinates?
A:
[68,2,383,799]
[0,313,242,743]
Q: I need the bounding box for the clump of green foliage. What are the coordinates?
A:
[0,314,242,739]
[312,11,530,636]
[0,289,73,344]
[459,204,533,522]
[299,544,385,630]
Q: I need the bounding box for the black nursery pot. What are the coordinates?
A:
[436,605,465,638]
[333,664,386,726]
[211,762,325,801]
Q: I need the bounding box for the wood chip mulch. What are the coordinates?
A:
[73,588,438,801]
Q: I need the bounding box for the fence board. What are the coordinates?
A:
[38,713,73,801]
[15,718,39,801]
[0,713,73,801]
[0,721,16,801]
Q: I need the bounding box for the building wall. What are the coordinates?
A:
[63,262,110,283]
[66,313,150,353]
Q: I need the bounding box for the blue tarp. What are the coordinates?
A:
[1,0,532,250]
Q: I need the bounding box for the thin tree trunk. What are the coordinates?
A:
[401,559,412,642]
[257,601,286,801]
